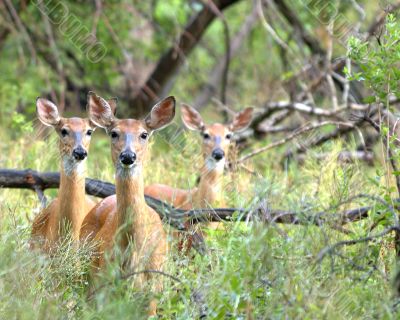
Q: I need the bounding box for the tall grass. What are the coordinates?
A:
[0,122,398,319]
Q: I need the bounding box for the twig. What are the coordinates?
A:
[193,3,258,109]
[206,0,231,107]
[326,20,338,111]
[273,0,325,56]
[38,0,66,110]
[257,0,290,52]
[366,1,400,40]
[211,98,236,117]
[91,0,103,37]
[238,121,355,163]
[282,107,376,160]
[316,226,399,263]
[362,113,400,197]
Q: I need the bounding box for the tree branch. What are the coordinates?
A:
[238,121,356,163]
[0,168,380,229]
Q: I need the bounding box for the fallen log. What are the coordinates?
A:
[0,168,375,227]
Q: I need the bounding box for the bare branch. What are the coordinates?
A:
[238,121,355,163]
[316,226,399,263]
[0,168,378,228]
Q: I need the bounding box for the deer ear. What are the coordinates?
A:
[145,96,176,131]
[36,98,61,126]
[87,91,115,128]
[229,107,253,132]
[108,97,118,116]
[181,104,204,131]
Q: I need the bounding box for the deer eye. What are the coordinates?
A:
[140,132,148,140]
[110,131,119,139]
[203,133,210,140]
[225,133,232,140]
[86,129,93,136]
[61,129,69,137]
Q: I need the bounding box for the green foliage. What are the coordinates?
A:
[346,15,400,230]
[347,14,400,103]
[1,1,400,319]
[0,125,398,318]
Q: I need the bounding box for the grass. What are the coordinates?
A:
[0,121,399,319]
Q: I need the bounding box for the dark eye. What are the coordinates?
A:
[86,129,93,136]
[225,133,232,140]
[140,132,148,140]
[61,129,68,137]
[110,131,119,139]
[203,133,210,139]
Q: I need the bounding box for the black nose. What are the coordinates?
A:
[72,147,87,160]
[119,151,136,166]
[212,148,225,161]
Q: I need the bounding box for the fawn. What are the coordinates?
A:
[31,97,102,249]
[80,92,175,316]
[145,104,253,250]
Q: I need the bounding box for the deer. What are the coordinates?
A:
[31,96,105,250]
[80,92,175,316]
[145,104,253,252]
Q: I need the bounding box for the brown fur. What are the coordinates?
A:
[31,169,96,249]
[31,99,96,250]
[80,93,174,316]
[145,105,253,252]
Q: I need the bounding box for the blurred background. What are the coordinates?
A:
[2,1,400,318]
[0,1,387,122]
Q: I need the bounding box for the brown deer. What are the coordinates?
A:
[145,104,253,250]
[31,97,101,250]
[80,92,175,316]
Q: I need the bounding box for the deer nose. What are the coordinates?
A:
[211,148,225,161]
[119,151,136,166]
[72,147,87,160]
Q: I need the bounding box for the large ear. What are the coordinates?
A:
[108,97,118,116]
[36,98,61,126]
[181,103,204,131]
[229,107,253,132]
[87,91,115,128]
[145,96,176,131]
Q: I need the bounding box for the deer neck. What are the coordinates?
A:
[57,158,87,239]
[195,160,224,208]
[115,165,147,241]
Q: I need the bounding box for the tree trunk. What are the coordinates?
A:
[126,0,242,117]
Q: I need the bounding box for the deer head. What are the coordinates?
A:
[181,104,253,171]
[87,92,176,177]
[36,98,96,175]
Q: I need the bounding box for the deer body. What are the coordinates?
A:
[145,105,253,251]
[80,93,175,316]
[145,159,224,211]
[89,176,167,274]
[32,167,95,245]
[31,99,96,249]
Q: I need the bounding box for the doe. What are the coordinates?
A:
[31,97,101,249]
[145,104,253,250]
[80,92,175,316]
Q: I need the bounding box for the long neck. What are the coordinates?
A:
[57,159,87,240]
[115,167,147,238]
[195,162,224,208]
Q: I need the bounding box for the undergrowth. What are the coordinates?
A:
[0,120,398,319]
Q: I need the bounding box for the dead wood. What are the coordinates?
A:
[0,168,381,229]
